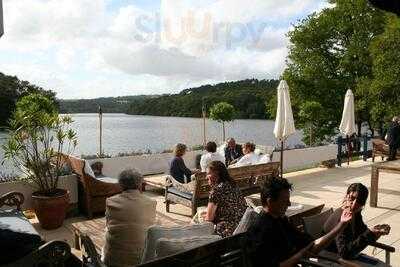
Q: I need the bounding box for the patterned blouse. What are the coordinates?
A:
[209,182,247,237]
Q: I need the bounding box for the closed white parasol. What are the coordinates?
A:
[273,80,296,177]
[339,89,356,165]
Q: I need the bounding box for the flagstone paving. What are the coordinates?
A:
[32,158,400,264]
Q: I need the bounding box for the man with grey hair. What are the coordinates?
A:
[118,168,143,190]
[102,168,156,267]
[387,116,400,161]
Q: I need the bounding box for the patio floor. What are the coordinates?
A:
[31,158,400,264]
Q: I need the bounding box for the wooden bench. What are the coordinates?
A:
[372,138,400,162]
[137,230,327,267]
[165,162,280,217]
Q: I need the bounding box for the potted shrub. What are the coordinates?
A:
[2,93,77,229]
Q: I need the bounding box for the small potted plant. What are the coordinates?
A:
[2,93,77,229]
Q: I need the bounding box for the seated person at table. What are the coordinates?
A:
[200,141,225,171]
[203,161,247,237]
[324,183,391,260]
[246,177,354,267]
[229,142,259,167]
[102,169,157,267]
[170,143,198,183]
[90,161,104,177]
[224,137,243,165]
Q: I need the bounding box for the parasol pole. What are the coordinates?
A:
[202,97,206,148]
[280,140,284,178]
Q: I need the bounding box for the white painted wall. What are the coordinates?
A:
[272,145,337,171]
[88,151,200,178]
[0,174,78,210]
[88,145,338,178]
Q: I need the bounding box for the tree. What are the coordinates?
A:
[209,102,235,141]
[368,15,400,133]
[298,101,324,146]
[0,72,57,126]
[284,0,386,143]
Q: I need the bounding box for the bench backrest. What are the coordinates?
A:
[372,139,389,153]
[138,232,251,267]
[193,162,280,200]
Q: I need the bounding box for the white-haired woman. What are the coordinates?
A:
[102,169,157,267]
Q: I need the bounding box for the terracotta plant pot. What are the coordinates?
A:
[32,189,70,230]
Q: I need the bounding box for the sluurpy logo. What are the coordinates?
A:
[133,6,268,51]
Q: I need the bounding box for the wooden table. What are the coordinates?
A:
[72,212,187,254]
[72,218,106,253]
[370,159,400,207]
[244,196,322,227]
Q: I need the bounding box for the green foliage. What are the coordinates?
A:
[368,15,400,127]
[209,102,235,123]
[127,79,278,119]
[2,94,77,195]
[59,95,153,113]
[298,101,328,145]
[0,72,57,127]
[284,0,387,143]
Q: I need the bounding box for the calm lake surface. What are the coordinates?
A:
[0,113,303,174]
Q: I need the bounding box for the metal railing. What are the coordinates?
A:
[336,134,374,166]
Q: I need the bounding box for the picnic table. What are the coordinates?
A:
[72,212,187,254]
[370,159,400,207]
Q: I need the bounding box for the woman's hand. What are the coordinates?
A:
[372,224,391,237]
[340,208,353,224]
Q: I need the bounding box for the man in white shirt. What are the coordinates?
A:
[200,141,225,171]
[230,142,260,168]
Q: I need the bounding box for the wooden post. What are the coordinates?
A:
[202,98,206,148]
[222,121,225,142]
[0,0,3,38]
[363,134,368,161]
[98,106,103,156]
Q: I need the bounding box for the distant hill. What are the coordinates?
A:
[59,95,157,113]
[126,79,279,119]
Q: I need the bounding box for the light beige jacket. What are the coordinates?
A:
[101,190,156,267]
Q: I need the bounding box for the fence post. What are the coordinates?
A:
[363,134,368,161]
[337,136,342,167]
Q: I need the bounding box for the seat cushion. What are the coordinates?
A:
[233,207,260,235]
[0,209,42,264]
[167,175,195,193]
[97,176,118,184]
[155,235,221,258]
[141,222,215,263]
[167,187,193,200]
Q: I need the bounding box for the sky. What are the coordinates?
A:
[0,0,330,99]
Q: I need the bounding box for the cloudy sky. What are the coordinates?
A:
[0,0,328,99]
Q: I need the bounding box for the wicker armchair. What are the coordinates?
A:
[66,155,122,218]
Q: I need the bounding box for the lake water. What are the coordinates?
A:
[0,113,303,174]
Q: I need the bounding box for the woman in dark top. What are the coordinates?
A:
[203,161,247,237]
[169,143,195,183]
[324,183,391,259]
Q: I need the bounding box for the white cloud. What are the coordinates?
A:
[0,0,326,99]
